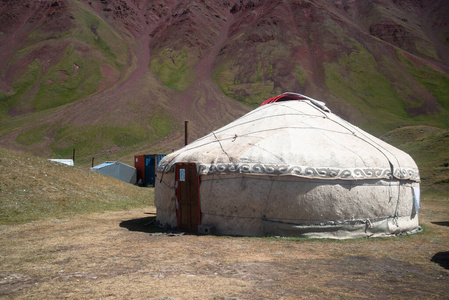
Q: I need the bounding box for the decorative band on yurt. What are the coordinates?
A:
[158,162,420,181]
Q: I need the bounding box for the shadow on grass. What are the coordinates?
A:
[431,251,449,270]
[119,216,189,236]
[119,216,163,233]
[431,221,449,227]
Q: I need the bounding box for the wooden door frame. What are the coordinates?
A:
[175,163,201,232]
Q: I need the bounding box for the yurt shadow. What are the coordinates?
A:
[119,216,192,236]
[119,216,162,234]
[431,251,449,270]
[431,221,449,227]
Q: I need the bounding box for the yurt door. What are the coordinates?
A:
[175,163,201,232]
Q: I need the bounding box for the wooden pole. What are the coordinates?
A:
[92,157,94,168]
[72,149,75,164]
[184,121,189,145]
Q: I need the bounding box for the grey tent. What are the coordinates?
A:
[155,93,421,239]
[91,161,137,184]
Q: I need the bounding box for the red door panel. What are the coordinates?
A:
[176,163,200,232]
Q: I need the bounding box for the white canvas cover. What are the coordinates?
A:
[91,161,137,184]
[155,93,420,238]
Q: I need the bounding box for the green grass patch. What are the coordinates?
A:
[2,59,43,110]
[414,39,439,60]
[324,42,415,134]
[0,102,7,120]
[213,59,278,107]
[381,126,449,191]
[150,110,175,139]
[33,45,103,111]
[212,34,303,107]
[49,117,174,164]
[150,47,196,91]
[2,0,129,115]
[70,0,128,68]
[382,126,449,166]
[0,103,65,138]
[213,59,280,108]
[0,147,153,225]
[398,51,449,112]
[326,43,406,115]
[111,126,146,147]
[296,65,307,86]
[51,124,146,158]
[16,123,50,146]
[10,59,43,94]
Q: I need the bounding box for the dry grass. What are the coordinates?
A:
[0,197,448,299]
[0,148,448,299]
[0,147,152,224]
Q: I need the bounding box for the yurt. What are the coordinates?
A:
[155,93,421,239]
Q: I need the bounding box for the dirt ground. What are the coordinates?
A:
[1,199,448,299]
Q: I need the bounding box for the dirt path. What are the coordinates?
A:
[0,201,448,299]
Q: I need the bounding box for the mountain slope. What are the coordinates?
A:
[0,0,448,167]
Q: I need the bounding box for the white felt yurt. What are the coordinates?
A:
[155,93,421,239]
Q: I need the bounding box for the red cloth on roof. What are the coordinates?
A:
[260,93,303,106]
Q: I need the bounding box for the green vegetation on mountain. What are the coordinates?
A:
[150,109,175,139]
[16,123,49,146]
[324,43,409,134]
[382,126,449,195]
[150,47,196,92]
[213,36,299,107]
[34,44,101,111]
[0,0,129,117]
[398,52,449,112]
[71,0,129,68]
[1,59,43,118]
[0,0,448,182]
[213,60,279,107]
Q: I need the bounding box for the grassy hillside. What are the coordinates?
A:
[212,1,449,135]
[381,126,449,195]
[0,0,129,118]
[0,147,153,225]
[0,0,448,173]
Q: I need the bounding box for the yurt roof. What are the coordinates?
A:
[158,93,419,182]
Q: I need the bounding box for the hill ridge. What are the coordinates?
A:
[0,0,447,166]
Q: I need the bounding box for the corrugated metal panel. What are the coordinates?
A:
[91,161,115,169]
[90,161,137,184]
